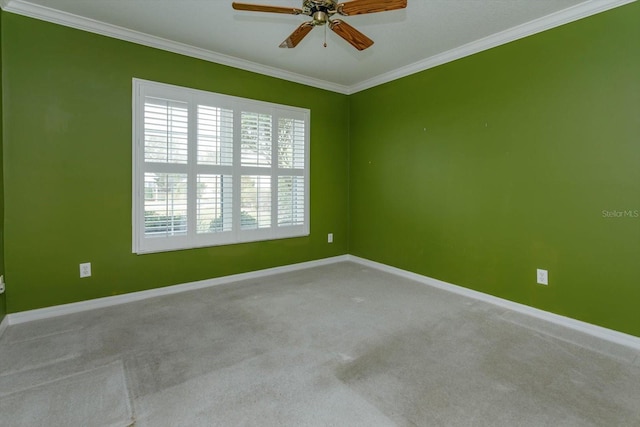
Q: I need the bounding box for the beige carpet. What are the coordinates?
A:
[1,262,639,426]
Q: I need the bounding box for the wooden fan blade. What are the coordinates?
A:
[337,0,407,16]
[329,19,373,51]
[232,2,303,15]
[279,22,315,48]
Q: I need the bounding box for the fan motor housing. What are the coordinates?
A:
[303,0,337,25]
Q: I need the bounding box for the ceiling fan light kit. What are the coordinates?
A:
[232,0,407,50]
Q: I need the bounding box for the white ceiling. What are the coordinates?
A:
[2,0,634,93]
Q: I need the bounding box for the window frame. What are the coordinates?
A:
[132,78,310,254]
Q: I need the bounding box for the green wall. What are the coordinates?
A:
[0,9,5,321]
[2,3,639,338]
[2,13,349,312]
[349,2,640,336]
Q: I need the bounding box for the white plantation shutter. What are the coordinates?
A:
[197,105,233,166]
[144,173,188,237]
[276,116,305,228]
[240,175,272,229]
[133,79,309,253]
[278,117,305,169]
[278,176,305,226]
[142,96,189,243]
[144,98,189,164]
[241,112,272,167]
[197,174,233,234]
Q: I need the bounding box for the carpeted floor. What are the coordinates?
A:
[1,262,639,426]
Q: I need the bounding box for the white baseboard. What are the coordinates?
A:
[0,315,8,339]
[5,253,639,354]
[347,255,640,352]
[7,255,349,325]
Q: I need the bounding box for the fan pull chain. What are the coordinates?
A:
[324,24,327,48]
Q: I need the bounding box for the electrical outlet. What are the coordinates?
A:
[0,275,5,294]
[80,262,92,278]
[537,269,548,285]
[328,233,333,243]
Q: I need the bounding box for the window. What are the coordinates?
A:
[132,79,309,254]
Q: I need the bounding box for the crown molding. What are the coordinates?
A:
[1,0,636,95]
[348,0,637,94]
[0,0,351,94]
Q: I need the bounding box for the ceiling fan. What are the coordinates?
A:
[232,0,407,51]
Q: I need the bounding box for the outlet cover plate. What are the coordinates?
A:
[537,268,548,285]
[80,262,92,278]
